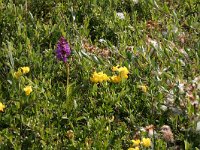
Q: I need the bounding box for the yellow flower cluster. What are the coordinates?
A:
[13,66,32,96]
[24,86,33,96]
[111,66,129,83]
[0,102,5,112]
[112,65,129,78]
[14,66,30,79]
[90,66,129,83]
[128,138,151,150]
[90,71,110,83]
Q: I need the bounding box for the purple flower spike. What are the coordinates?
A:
[56,37,71,63]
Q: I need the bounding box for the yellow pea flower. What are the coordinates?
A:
[112,65,120,71]
[13,66,30,79]
[112,66,129,80]
[141,138,151,147]
[24,86,33,96]
[0,102,5,112]
[90,71,109,83]
[14,70,23,79]
[110,75,121,83]
[138,85,148,93]
[118,66,129,75]
[21,67,30,74]
[131,139,140,146]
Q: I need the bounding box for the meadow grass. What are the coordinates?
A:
[0,0,199,149]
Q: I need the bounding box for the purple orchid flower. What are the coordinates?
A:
[56,37,71,63]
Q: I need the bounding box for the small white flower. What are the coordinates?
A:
[116,12,125,19]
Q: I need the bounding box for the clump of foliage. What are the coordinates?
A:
[0,0,199,149]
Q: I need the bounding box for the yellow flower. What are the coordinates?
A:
[110,75,121,83]
[128,147,139,150]
[24,86,33,96]
[112,65,120,71]
[90,71,110,83]
[131,139,141,146]
[118,66,129,77]
[0,102,5,112]
[141,138,151,147]
[14,70,23,79]
[21,67,30,74]
[112,66,129,79]
[138,85,148,93]
[13,66,30,78]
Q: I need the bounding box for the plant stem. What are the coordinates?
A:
[65,62,70,99]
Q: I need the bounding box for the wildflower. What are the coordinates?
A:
[13,66,30,78]
[56,37,71,63]
[141,138,151,147]
[112,65,119,71]
[138,85,147,93]
[21,67,30,74]
[112,66,129,75]
[0,102,5,112]
[118,67,129,78]
[23,86,33,96]
[90,71,110,83]
[111,66,129,83]
[14,70,23,79]
[131,139,140,146]
[110,75,121,83]
[128,147,139,150]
